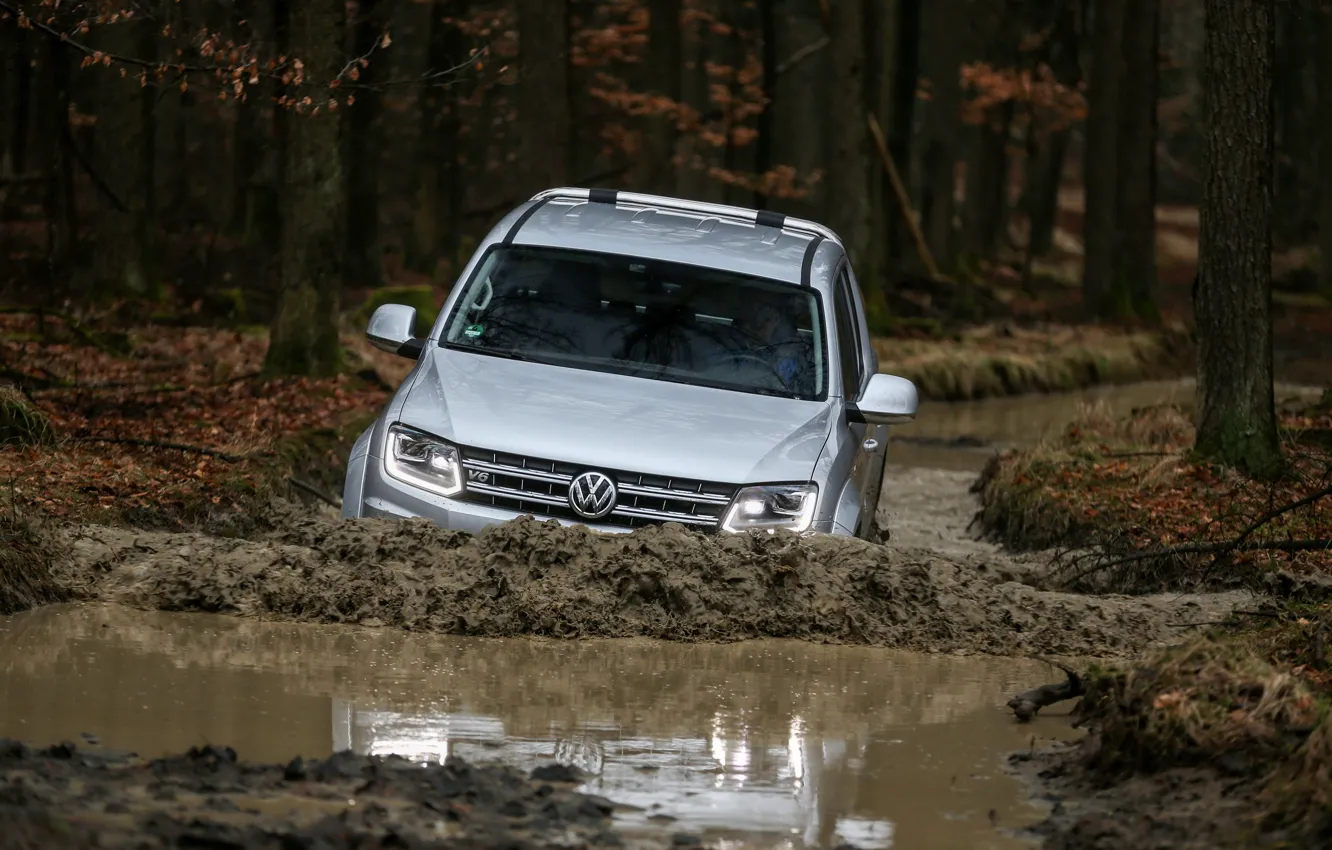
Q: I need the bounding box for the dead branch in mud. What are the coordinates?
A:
[289,477,342,509]
[1008,659,1085,723]
[69,436,259,463]
[1058,483,1332,588]
[1064,538,1332,586]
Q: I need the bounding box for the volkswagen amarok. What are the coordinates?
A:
[342,187,919,539]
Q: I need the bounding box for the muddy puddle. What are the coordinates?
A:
[890,378,1321,471]
[890,379,1194,471]
[0,603,1079,849]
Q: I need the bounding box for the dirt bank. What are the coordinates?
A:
[1009,628,1332,849]
[0,738,685,849]
[874,323,1194,402]
[1009,740,1267,850]
[0,517,68,615]
[47,507,1245,658]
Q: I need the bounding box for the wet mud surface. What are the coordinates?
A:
[0,739,663,850]
[50,499,1244,658]
[1008,740,1265,850]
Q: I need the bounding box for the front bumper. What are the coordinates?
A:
[346,451,839,536]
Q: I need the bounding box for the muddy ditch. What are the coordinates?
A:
[0,738,683,850]
[36,507,1246,658]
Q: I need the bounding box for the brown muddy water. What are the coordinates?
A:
[0,604,1080,849]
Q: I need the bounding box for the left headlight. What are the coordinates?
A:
[721,483,818,533]
[384,425,464,497]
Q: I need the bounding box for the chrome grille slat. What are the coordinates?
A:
[456,444,735,530]
[466,482,568,507]
[462,458,572,485]
[617,483,730,505]
[611,505,716,526]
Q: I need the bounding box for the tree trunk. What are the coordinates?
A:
[36,39,75,280]
[1272,1,1317,248]
[1023,0,1081,258]
[963,101,1014,260]
[1318,0,1332,297]
[412,0,466,275]
[1116,0,1161,319]
[92,13,157,296]
[1195,0,1281,478]
[265,0,345,377]
[917,0,965,265]
[1024,131,1069,257]
[642,0,683,197]
[825,0,871,268]
[753,0,778,208]
[1082,0,1128,317]
[3,30,32,179]
[516,0,570,192]
[882,0,922,270]
[343,0,384,288]
[230,0,277,245]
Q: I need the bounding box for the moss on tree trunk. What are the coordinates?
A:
[1194,0,1282,479]
[264,0,346,378]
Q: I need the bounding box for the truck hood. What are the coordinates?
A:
[396,346,833,484]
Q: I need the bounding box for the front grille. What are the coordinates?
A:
[456,445,737,530]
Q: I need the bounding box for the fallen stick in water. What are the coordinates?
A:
[1007,659,1085,723]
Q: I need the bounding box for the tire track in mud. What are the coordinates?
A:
[49,468,1247,657]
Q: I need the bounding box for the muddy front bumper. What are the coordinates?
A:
[343,451,838,536]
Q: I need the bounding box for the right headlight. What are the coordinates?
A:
[721,483,818,533]
[383,425,464,497]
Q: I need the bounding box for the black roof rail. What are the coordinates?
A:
[528,187,844,246]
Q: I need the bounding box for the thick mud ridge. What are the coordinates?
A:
[51,512,1243,657]
[0,739,674,850]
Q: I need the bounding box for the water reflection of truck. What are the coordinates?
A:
[329,700,893,849]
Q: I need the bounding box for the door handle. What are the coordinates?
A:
[863,438,880,452]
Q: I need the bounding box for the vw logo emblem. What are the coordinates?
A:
[568,471,617,520]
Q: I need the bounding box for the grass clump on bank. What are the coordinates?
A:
[1064,614,1332,844]
[974,399,1332,592]
[873,322,1192,401]
[0,513,68,614]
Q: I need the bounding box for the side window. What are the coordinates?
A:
[833,266,863,399]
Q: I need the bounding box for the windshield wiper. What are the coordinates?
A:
[444,343,540,363]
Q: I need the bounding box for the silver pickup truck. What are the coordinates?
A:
[342,187,918,539]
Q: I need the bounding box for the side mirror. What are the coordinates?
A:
[851,373,918,425]
[366,303,425,359]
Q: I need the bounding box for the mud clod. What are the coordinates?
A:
[52,513,1246,657]
[0,740,651,849]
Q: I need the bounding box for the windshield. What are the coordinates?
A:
[440,245,828,401]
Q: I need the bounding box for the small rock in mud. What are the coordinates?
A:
[0,739,661,849]
[530,763,587,783]
[54,513,1246,657]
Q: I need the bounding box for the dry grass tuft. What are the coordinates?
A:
[0,387,55,447]
[1080,638,1321,776]
[0,510,69,614]
[1075,625,1332,840]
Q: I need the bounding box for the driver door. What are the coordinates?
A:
[832,264,877,538]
